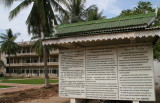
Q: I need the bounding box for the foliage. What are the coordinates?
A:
[119,1,160,61]
[153,8,160,27]
[85,5,106,21]
[119,1,154,17]
[32,38,52,56]
[66,0,86,23]
[0,29,20,55]
[153,41,160,61]
[1,0,67,88]
[56,0,105,24]
[134,1,154,14]
[0,29,20,75]
[0,73,4,77]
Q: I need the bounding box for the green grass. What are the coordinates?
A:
[0,77,24,80]
[1,79,58,84]
[0,85,14,88]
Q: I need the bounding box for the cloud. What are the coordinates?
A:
[0,1,32,42]
[86,0,121,17]
[0,0,122,42]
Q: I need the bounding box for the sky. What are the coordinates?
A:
[0,0,159,42]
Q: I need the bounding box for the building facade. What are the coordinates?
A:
[2,41,59,77]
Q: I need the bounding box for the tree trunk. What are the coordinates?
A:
[43,45,49,88]
[8,54,11,76]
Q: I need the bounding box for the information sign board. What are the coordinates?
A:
[59,43,155,101]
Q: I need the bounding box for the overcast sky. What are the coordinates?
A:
[0,0,158,42]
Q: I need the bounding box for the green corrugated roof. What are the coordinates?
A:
[55,13,156,37]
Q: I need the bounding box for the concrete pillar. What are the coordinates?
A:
[39,69,40,76]
[39,56,40,64]
[70,99,79,103]
[21,58,22,66]
[30,57,31,65]
[13,68,14,74]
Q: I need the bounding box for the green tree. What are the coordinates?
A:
[134,1,154,14]
[119,1,160,61]
[153,40,160,61]
[0,29,20,75]
[2,0,67,88]
[120,9,134,17]
[64,0,86,23]
[119,1,154,17]
[85,5,106,21]
[56,0,105,24]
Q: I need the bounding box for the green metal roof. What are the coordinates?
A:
[55,13,156,38]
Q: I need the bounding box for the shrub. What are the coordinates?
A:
[0,73,4,77]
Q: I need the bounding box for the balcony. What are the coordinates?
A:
[5,50,59,57]
[50,50,59,55]
[6,52,38,57]
[6,62,59,67]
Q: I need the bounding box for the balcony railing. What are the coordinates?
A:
[50,50,59,55]
[5,50,59,57]
[6,62,58,67]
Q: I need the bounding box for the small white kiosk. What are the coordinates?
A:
[43,13,160,103]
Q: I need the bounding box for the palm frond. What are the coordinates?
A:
[32,39,43,55]
[50,0,68,17]
[1,0,15,7]
[0,29,20,55]
[9,0,32,20]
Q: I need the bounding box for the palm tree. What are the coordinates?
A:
[85,5,106,21]
[64,0,86,23]
[1,0,67,88]
[31,37,52,87]
[56,0,105,24]
[133,1,154,14]
[0,29,20,75]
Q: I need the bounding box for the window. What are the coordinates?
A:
[14,69,18,73]
[26,70,29,73]
[22,70,25,73]
[29,70,32,73]
[23,50,26,53]
[31,59,38,63]
[27,49,30,53]
[6,67,9,73]
[10,69,13,73]
[52,70,57,74]
[40,70,43,73]
[26,60,30,63]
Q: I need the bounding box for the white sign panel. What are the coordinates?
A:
[118,43,155,101]
[59,49,85,98]
[59,43,155,101]
[86,46,118,99]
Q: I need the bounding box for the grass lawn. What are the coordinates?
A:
[0,77,24,80]
[0,85,14,88]
[1,79,58,84]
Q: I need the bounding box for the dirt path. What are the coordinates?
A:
[0,83,55,94]
[18,96,70,103]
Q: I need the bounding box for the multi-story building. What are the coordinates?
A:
[2,41,59,77]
